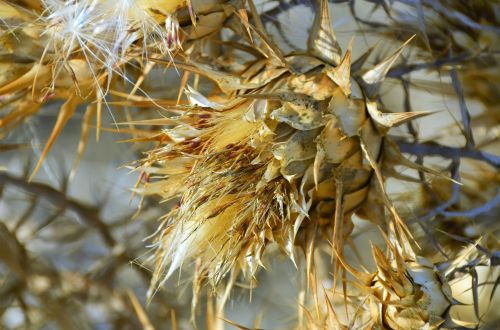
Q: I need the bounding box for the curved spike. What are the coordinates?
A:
[325,37,353,96]
[29,93,80,181]
[351,41,379,73]
[69,103,96,181]
[332,245,374,285]
[366,101,432,131]
[307,0,341,66]
[361,36,415,99]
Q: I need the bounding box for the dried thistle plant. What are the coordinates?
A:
[0,0,498,329]
[132,0,499,327]
[136,0,455,312]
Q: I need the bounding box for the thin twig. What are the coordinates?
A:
[0,173,116,247]
[450,66,475,148]
[397,141,500,168]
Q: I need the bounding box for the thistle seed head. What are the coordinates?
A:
[140,0,429,301]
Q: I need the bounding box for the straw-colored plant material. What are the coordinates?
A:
[1,0,498,329]
[300,231,500,330]
[137,0,442,306]
[0,0,232,178]
[307,244,452,329]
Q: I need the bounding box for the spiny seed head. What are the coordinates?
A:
[303,241,453,330]
[140,1,428,301]
[370,246,452,329]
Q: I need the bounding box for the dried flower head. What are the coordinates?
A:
[139,0,434,302]
[41,0,185,71]
[0,0,199,178]
[0,0,498,328]
[302,237,453,330]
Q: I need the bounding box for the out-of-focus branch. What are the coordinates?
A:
[418,160,461,222]
[397,141,500,168]
[0,173,116,247]
[398,0,500,33]
[387,54,478,78]
[442,190,500,218]
[450,66,475,148]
